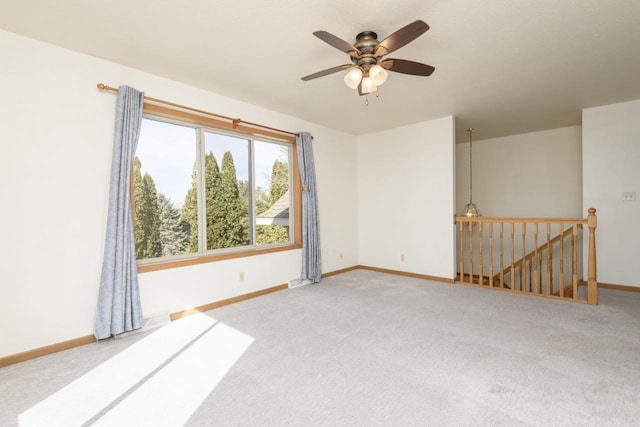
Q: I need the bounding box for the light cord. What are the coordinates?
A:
[468,128,473,203]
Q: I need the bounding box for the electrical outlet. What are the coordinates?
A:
[400,254,405,261]
[622,192,636,201]
[239,272,245,282]
[340,252,343,260]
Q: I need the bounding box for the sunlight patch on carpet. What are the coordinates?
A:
[19,314,253,426]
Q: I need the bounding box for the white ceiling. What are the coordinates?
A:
[2,0,640,142]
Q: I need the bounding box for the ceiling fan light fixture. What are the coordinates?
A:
[343,67,363,89]
[369,64,388,86]
[302,20,435,102]
[361,76,376,94]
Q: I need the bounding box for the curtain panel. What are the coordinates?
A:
[94,86,145,339]
[296,132,321,283]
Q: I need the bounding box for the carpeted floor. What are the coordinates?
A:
[2,269,640,426]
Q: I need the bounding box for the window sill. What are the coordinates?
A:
[137,243,302,274]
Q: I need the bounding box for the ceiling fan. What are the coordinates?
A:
[301,20,435,102]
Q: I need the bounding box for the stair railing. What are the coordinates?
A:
[454,208,597,305]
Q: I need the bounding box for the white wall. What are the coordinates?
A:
[583,99,640,287]
[455,126,583,218]
[0,30,358,358]
[357,117,456,279]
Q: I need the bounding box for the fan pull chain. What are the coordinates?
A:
[365,96,369,106]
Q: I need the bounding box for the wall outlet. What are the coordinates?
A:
[622,191,636,201]
[400,254,405,261]
[239,272,245,282]
[340,252,343,260]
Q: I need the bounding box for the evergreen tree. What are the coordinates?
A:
[269,160,289,206]
[238,180,249,213]
[132,156,162,259]
[218,151,248,247]
[238,179,251,244]
[181,163,199,252]
[256,225,289,245]
[158,193,189,256]
[140,173,162,258]
[182,152,248,251]
[254,186,271,215]
[133,157,145,259]
[204,152,226,249]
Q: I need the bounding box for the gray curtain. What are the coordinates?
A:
[94,86,145,340]
[296,132,321,283]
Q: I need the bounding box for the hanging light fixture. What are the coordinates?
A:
[461,128,481,218]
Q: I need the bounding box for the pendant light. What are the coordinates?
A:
[461,128,481,218]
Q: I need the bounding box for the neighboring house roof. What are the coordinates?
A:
[256,190,289,227]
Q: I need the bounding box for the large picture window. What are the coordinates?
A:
[133,115,296,268]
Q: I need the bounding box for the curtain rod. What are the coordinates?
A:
[96,83,299,138]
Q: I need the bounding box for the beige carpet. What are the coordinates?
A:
[2,269,640,426]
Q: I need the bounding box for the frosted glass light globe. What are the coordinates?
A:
[369,64,388,86]
[361,77,376,94]
[343,68,363,89]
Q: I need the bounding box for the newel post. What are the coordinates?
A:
[587,208,598,305]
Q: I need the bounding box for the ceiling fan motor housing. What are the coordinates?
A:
[353,31,381,72]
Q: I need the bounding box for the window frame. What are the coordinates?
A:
[134,103,302,273]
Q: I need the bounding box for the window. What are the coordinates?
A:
[133,114,299,270]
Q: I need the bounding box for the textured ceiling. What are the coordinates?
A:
[1,0,640,142]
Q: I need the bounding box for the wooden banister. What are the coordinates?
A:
[587,208,598,305]
[455,209,598,305]
[492,226,576,282]
[455,215,590,224]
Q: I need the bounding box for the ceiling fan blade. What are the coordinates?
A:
[301,64,354,81]
[313,30,361,57]
[381,58,435,76]
[375,20,429,56]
